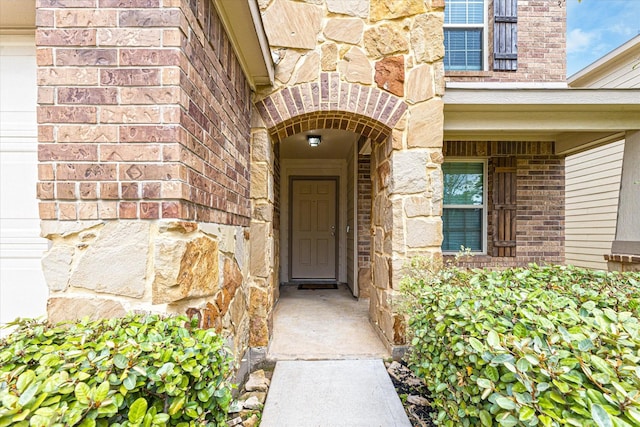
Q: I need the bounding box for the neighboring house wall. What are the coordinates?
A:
[444,141,564,268]
[0,34,48,330]
[446,0,566,82]
[565,35,639,270]
[36,0,254,357]
[565,140,624,270]
[568,35,640,88]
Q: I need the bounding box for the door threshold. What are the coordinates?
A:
[284,280,340,285]
[297,283,338,290]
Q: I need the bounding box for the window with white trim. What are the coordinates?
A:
[444,0,486,71]
[442,161,487,253]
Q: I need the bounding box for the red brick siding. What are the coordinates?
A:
[446,0,566,83]
[274,141,281,231]
[179,0,251,225]
[358,154,372,269]
[36,0,251,226]
[444,141,564,268]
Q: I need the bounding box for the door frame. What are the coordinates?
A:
[288,176,340,282]
[279,159,348,285]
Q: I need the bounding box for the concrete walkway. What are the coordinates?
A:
[268,284,389,360]
[260,359,412,427]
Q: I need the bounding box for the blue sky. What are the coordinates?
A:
[566,0,640,76]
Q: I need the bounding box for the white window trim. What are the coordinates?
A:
[443,0,489,72]
[442,158,488,255]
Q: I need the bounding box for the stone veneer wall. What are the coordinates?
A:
[36,0,254,358]
[247,113,279,347]
[446,0,566,82]
[257,0,446,352]
[443,141,564,268]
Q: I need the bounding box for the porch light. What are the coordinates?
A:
[307,135,321,147]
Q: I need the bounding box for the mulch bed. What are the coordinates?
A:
[386,360,437,427]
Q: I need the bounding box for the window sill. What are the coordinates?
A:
[443,252,487,257]
[445,70,492,78]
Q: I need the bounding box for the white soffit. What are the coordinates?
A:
[444,88,640,135]
[214,0,274,89]
[0,0,35,34]
[444,88,640,110]
[444,87,640,154]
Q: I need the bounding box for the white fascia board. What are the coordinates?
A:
[446,82,569,89]
[214,0,274,89]
[443,88,640,110]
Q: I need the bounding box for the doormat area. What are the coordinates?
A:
[297,283,338,290]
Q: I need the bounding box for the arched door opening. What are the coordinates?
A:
[279,129,365,298]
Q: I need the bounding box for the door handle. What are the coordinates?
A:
[331,225,335,237]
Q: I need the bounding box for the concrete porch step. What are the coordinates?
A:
[260,359,412,427]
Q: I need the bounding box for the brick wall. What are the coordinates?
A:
[358,154,371,269]
[444,141,564,268]
[446,0,566,83]
[36,0,251,226]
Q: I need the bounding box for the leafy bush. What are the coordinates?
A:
[402,261,640,427]
[0,314,234,427]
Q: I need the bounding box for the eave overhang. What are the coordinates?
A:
[210,0,275,90]
[443,87,640,155]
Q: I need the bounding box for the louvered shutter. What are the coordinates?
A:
[492,157,517,257]
[494,0,518,71]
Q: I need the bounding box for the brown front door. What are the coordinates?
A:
[290,178,338,281]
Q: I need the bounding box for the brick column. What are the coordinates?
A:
[36,0,254,359]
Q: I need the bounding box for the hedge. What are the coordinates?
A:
[402,262,640,427]
[0,314,234,427]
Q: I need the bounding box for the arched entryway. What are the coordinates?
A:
[247,75,442,357]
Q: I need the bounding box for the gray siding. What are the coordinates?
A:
[565,140,624,269]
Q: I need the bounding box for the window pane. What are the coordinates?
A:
[444,29,482,71]
[443,162,484,205]
[445,0,484,24]
[467,0,484,24]
[442,208,483,251]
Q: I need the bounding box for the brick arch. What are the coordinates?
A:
[254,73,408,143]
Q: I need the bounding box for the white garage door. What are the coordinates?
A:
[0,34,48,332]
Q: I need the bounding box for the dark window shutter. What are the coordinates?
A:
[494,0,518,71]
[492,157,517,257]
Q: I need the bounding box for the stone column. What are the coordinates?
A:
[248,112,279,347]
[607,130,640,271]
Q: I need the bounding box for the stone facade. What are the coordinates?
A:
[42,219,251,357]
[257,0,445,351]
[36,0,255,359]
[31,0,575,361]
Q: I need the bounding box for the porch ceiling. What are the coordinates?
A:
[443,87,640,155]
[280,129,358,160]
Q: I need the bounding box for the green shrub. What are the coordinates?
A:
[402,261,640,427]
[0,314,234,427]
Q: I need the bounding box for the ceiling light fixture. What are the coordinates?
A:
[306,135,321,147]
